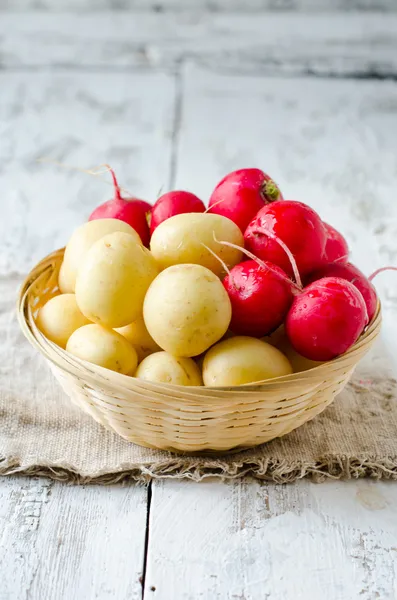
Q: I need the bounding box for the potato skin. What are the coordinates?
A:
[36,294,90,348]
[58,261,73,294]
[59,218,142,293]
[143,264,232,357]
[66,324,137,374]
[135,352,203,386]
[150,212,244,276]
[115,318,161,363]
[203,336,292,387]
[75,231,158,328]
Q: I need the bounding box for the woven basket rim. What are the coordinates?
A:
[17,247,383,395]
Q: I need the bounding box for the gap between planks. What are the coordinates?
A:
[1,64,397,83]
[141,482,154,599]
[168,66,184,191]
[1,1,397,12]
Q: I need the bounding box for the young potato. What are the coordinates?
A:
[58,261,73,294]
[66,324,137,374]
[144,264,232,357]
[115,318,161,363]
[135,352,203,386]
[59,218,142,292]
[36,293,90,348]
[203,336,292,387]
[76,232,158,328]
[150,212,244,276]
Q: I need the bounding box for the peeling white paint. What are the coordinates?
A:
[0,478,148,600]
[145,480,397,599]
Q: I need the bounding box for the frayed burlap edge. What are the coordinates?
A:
[1,455,397,485]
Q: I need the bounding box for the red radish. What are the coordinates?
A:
[323,222,349,264]
[150,191,205,235]
[88,168,151,246]
[285,277,367,361]
[244,201,327,279]
[208,168,283,232]
[306,262,377,323]
[223,259,294,337]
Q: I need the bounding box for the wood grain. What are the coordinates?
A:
[0,13,396,77]
[0,477,148,599]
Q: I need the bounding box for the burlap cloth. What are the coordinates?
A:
[1,277,397,484]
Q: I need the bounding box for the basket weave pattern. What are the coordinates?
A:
[18,249,382,453]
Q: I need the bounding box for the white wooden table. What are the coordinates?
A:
[1,5,397,599]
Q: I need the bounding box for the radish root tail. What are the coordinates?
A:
[368,266,397,282]
[259,229,303,289]
[213,234,302,292]
[37,158,132,198]
[201,243,231,276]
[100,164,121,200]
[334,253,350,264]
[204,197,226,213]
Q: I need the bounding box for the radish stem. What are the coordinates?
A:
[251,228,303,288]
[101,164,121,200]
[213,234,302,292]
[37,158,132,197]
[368,266,397,282]
[201,243,230,276]
[204,197,226,213]
[334,253,349,264]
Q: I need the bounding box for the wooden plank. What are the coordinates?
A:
[0,476,148,599]
[144,478,397,599]
[0,13,396,76]
[0,70,174,276]
[0,36,174,600]
[1,0,395,12]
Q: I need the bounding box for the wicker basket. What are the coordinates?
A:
[17,249,382,453]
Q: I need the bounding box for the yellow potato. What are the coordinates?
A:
[36,293,90,348]
[135,351,203,386]
[66,324,137,374]
[193,329,234,369]
[203,336,292,387]
[58,261,72,294]
[115,318,161,363]
[76,232,158,328]
[143,264,232,357]
[59,218,142,292]
[150,212,244,276]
